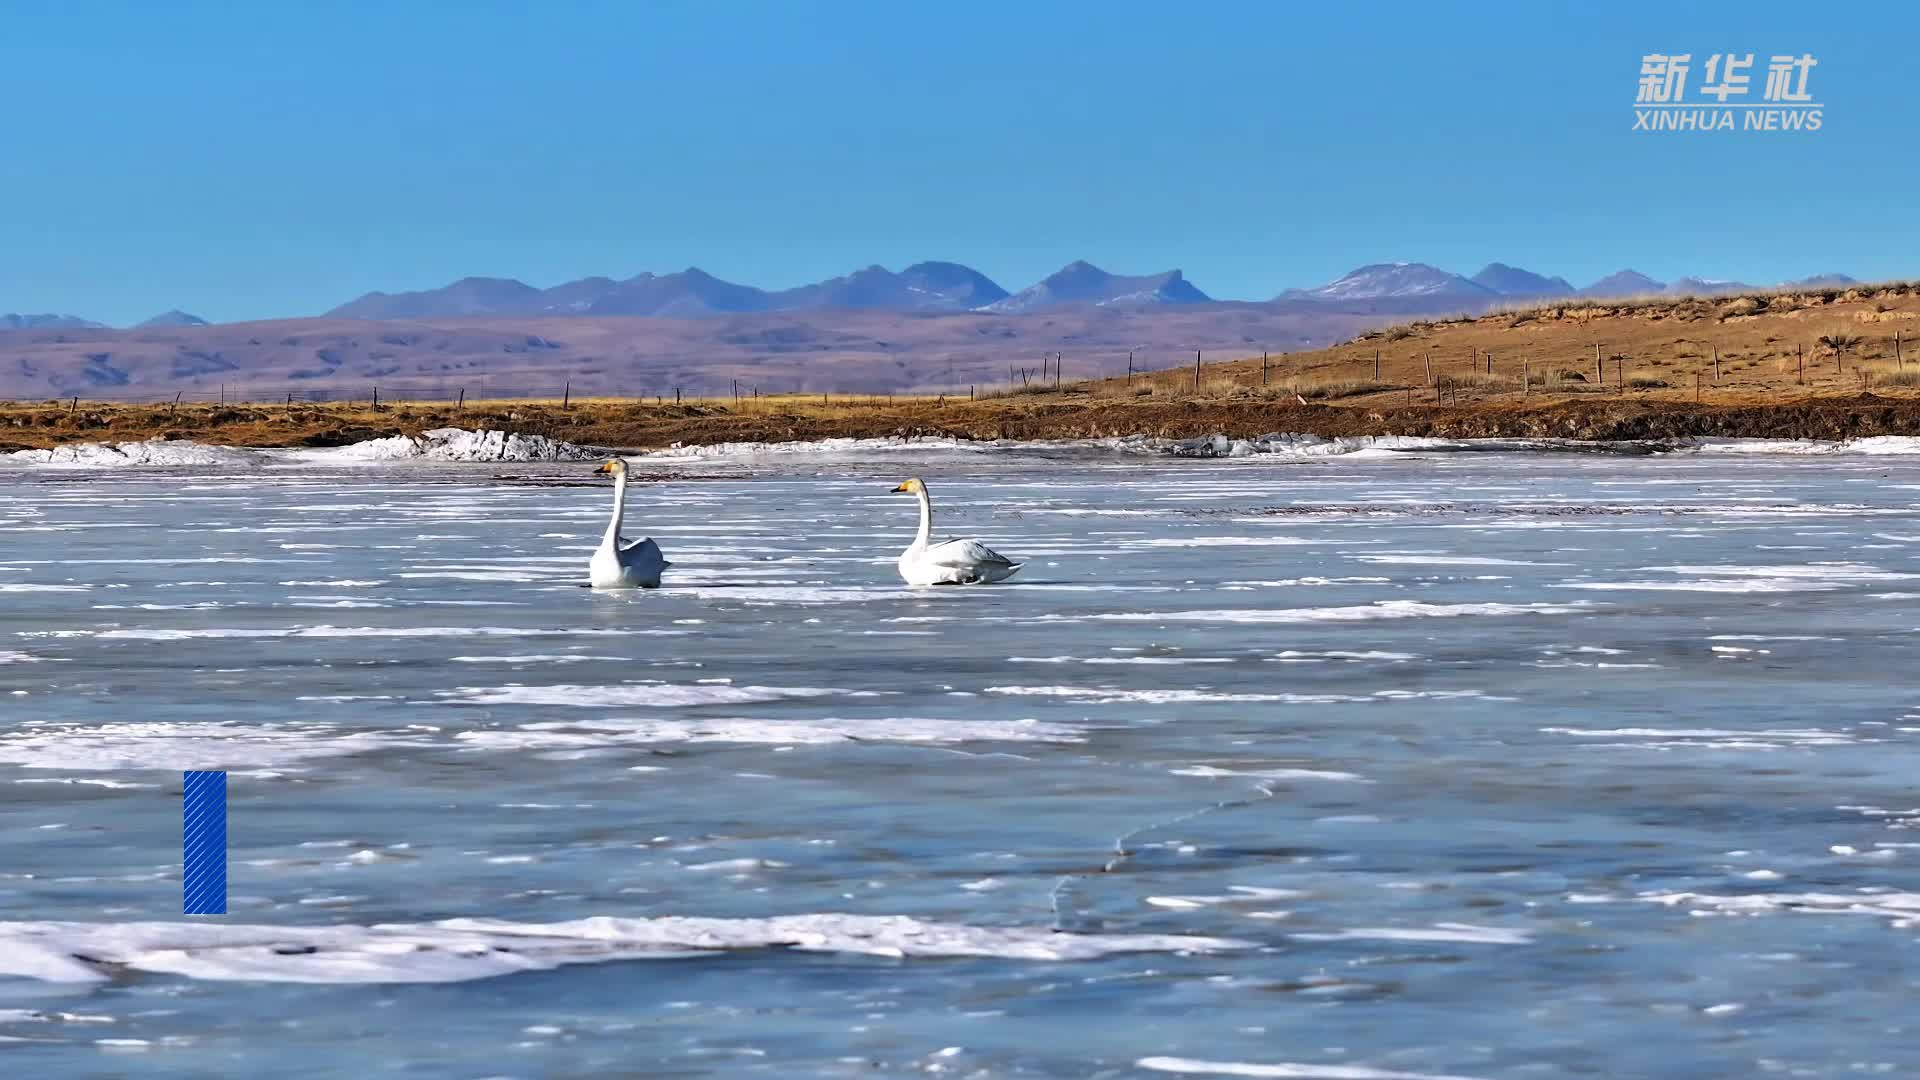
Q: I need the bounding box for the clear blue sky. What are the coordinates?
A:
[0,0,1903,325]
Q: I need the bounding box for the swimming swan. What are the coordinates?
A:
[589,459,669,589]
[890,477,1021,585]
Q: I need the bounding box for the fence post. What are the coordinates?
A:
[562,381,570,410]
[371,385,379,409]
[1523,360,1530,395]
[1374,349,1381,380]
[457,388,465,409]
[1262,351,1269,386]
[675,387,681,404]
[69,396,78,414]
[1712,346,1720,383]
[170,390,181,417]
[1594,343,1603,384]
[1424,351,1432,386]
[1898,330,1905,370]
[286,391,293,408]
[1194,349,1201,391]
[1798,345,1805,385]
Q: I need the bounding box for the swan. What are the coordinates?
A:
[589,458,669,589]
[890,477,1021,585]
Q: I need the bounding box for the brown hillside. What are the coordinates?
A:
[1128,282,1920,406]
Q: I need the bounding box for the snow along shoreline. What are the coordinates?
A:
[7,428,1920,469]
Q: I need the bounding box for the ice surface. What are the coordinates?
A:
[7,440,1920,1074]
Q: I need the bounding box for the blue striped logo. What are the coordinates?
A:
[182,770,227,915]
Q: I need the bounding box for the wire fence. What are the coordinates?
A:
[5,335,1912,411]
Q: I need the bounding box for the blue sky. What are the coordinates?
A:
[0,1,1902,325]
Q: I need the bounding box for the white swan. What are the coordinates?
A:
[890,477,1021,585]
[589,458,669,589]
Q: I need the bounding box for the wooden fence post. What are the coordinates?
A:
[1194,349,1201,391]
[1523,360,1530,395]
[1712,346,1720,383]
[1898,330,1905,370]
[1594,343,1603,384]
[562,381,570,410]
[1374,349,1381,380]
[1798,345,1805,385]
[371,385,379,409]
[1424,351,1432,386]
[456,388,465,409]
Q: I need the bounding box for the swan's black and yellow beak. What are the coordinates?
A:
[890,482,911,493]
[595,461,617,474]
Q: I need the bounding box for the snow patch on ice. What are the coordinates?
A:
[290,428,601,463]
[436,683,843,708]
[1066,601,1593,625]
[0,913,1249,984]
[456,715,1084,749]
[4,440,267,468]
[0,721,428,772]
[1139,1056,1490,1080]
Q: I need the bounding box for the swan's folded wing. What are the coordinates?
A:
[925,537,1016,568]
[618,536,657,554]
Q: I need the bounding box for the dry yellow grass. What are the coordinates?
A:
[1107,280,1920,406]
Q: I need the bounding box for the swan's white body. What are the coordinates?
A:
[589,459,668,589]
[892,478,1020,586]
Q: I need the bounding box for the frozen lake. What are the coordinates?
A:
[2,443,1919,1077]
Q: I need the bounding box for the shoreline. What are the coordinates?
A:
[6,392,1920,454]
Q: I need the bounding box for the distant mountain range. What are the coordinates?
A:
[981,261,1208,313]
[326,261,1015,320]
[2,313,107,331]
[0,262,1871,332]
[1278,262,1855,304]
[307,260,1866,322]
[0,259,1891,402]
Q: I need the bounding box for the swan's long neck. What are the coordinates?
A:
[912,484,933,547]
[604,469,628,544]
